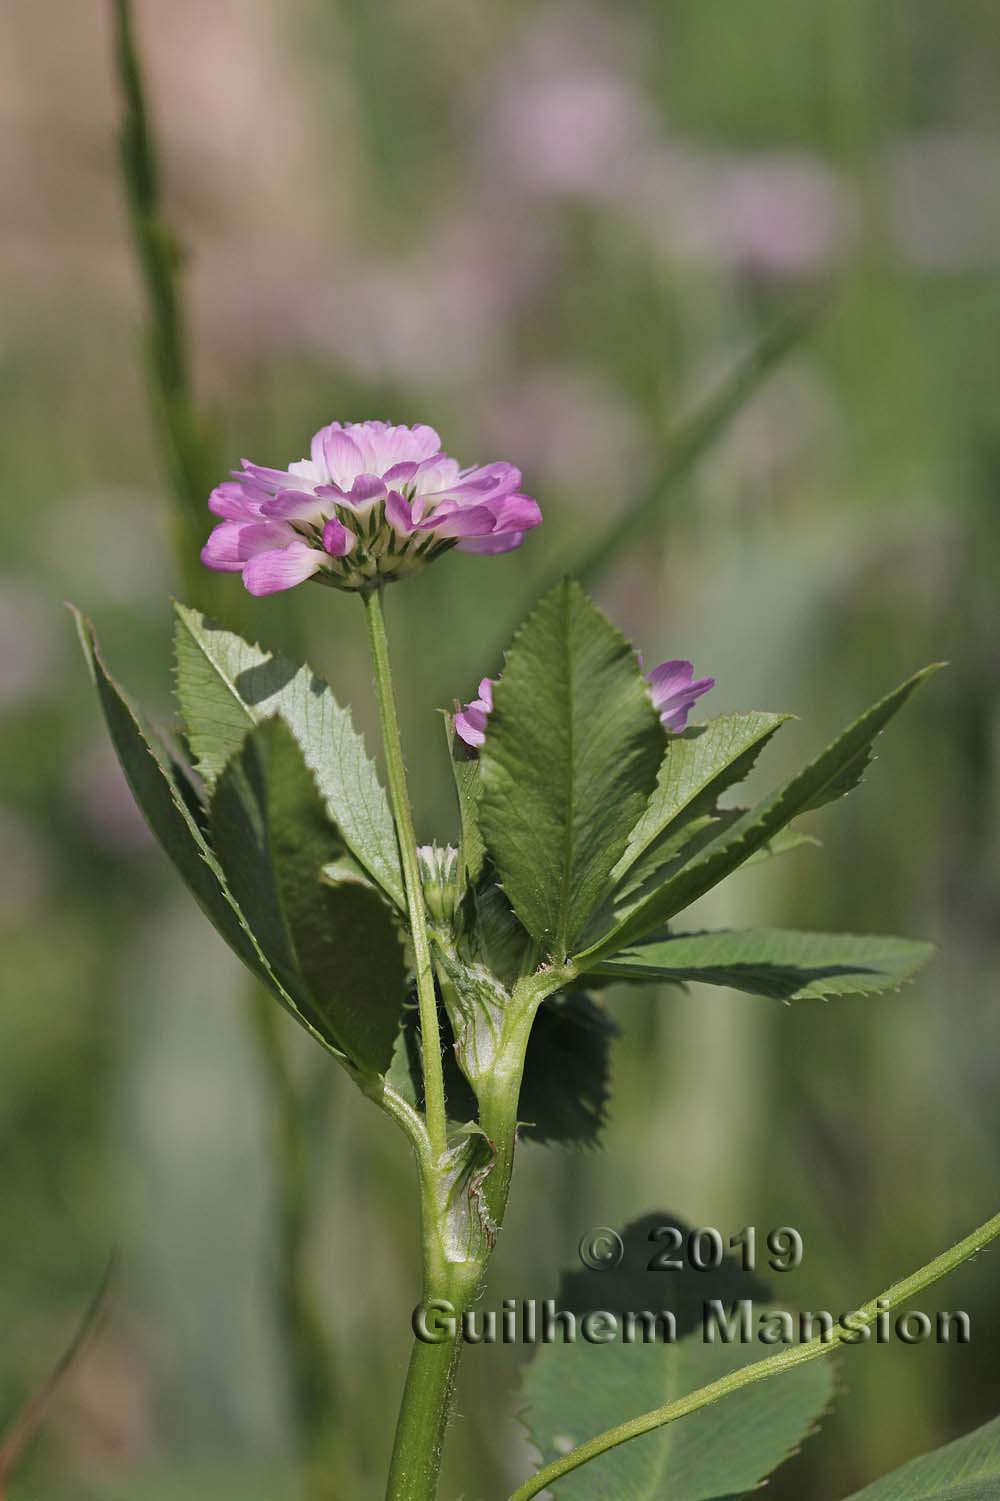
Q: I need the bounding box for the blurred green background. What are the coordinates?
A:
[3,0,999,1496]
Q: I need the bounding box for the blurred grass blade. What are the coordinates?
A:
[111,0,218,588]
[572,302,820,591]
[0,1260,114,1495]
[108,6,339,1487]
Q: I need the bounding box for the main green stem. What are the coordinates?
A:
[363,586,469,1500]
[363,586,449,1162]
[509,1205,1000,1501]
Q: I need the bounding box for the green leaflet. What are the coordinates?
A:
[479,580,665,959]
[592,928,935,1000]
[518,993,618,1147]
[578,663,943,965]
[844,1414,1000,1499]
[72,608,331,1048]
[209,718,407,1076]
[173,603,404,909]
[446,717,486,888]
[613,711,791,900]
[521,1318,834,1501]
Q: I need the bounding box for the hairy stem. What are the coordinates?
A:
[363,585,449,1163]
[508,1205,1000,1500]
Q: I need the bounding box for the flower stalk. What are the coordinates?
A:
[362,584,449,1163]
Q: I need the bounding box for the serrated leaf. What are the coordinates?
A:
[518,993,618,1147]
[72,608,327,1041]
[592,928,935,1000]
[521,1327,833,1500]
[173,604,404,909]
[209,718,406,1074]
[844,1414,1000,1499]
[578,664,943,965]
[613,711,790,899]
[479,580,665,959]
[521,1212,834,1499]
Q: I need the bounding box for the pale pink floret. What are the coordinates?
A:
[646,659,715,732]
[201,420,541,594]
[453,678,495,749]
[453,658,713,750]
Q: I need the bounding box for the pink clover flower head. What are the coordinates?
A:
[646,659,715,731]
[453,657,713,751]
[202,421,542,595]
[453,678,495,750]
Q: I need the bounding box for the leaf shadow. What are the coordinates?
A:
[556,1211,771,1341]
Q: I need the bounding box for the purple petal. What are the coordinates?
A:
[382,461,420,485]
[647,660,695,705]
[456,530,526,554]
[201,521,294,572]
[320,429,364,488]
[240,460,300,490]
[243,542,324,596]
[454,708,488,748]
[490,494,542,533]
[646,659,715,731]
[385,490,416,534]
[261,488,325,522]
[209,481,265,520]
[322,518,354,557]
[419,504,498,538]
[449,462,523,498]
[348,473,387,507]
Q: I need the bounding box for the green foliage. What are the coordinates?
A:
[76,609,405,1077]
[174,604,404,909]
[74,608,279,993]
[578,664,943,965]
[612,711,790,903]
[210,718,406,1074]
[592,928,935,1000]
[843,1414,1000,1499]
[479,580,665,959]
[447,719,486,889]
[518,993,618,1146]
[522,1330,833,1499]
[387,988,616,1147]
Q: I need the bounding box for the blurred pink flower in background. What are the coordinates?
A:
[628,146,857,278]
[480,6,656,201]
[475,368,649,508]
